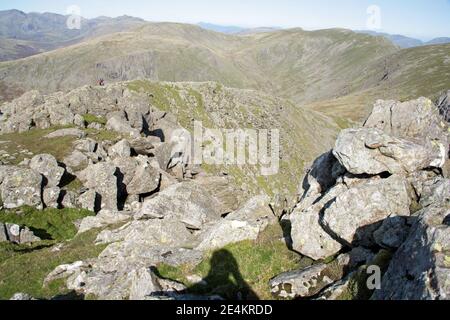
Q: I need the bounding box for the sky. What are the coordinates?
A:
[0,0,449,40]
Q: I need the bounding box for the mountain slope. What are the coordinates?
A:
[0,21,448,122]
[307,43,450,121]
[0,10,146,61]
[0,23,398,104]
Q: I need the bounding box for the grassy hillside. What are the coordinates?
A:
[306,43,450,121]
[0,23,398,106]
[127,80,341,202]
[0,21,448,122]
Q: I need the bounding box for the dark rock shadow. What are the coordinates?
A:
[51,291,85,300]
[149,129,165,142]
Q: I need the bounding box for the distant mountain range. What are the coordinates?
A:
[355,30,450,48]
[0,9,146,61]
[197,22,281,35]
[198,23,450,48]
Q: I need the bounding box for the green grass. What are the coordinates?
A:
[0,207,95,242]
[82,114,107,126]
[156,224,307,300]
[0,229,106,300]
[84,128,121,142]
[0,206,103,300]
[0,127,77,165]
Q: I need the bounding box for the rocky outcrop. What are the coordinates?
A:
[281,96,450,300]
[135,182,224,229]
[372,186,450,300]
[30,154,65,187]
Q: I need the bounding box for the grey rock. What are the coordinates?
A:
[196,219,265,251]
[78,163,118,211]
[290,183,347,260]
[78,209,130,234]
[30,154,65,187]
[78,190,99,212]
[10,293,36,300]
[44,128,86,139]
[5,223,21,243]
[47,103,75,126]
[136,182,223,229]
[194,176,243,214]
[1,168,43,209]
[74,114,86,128]
[73,138,97,153]
[126,158,161,196]
[43,187,61,209]
[364,97,448,143]
[129,267,163,300]
[437,90,450,122]
[323,175,411,247]
[66,219,201,300]
[129,136,160,155]
[108,139,131,158]
[63,150,89,170]
[106,115,140,137]
[372,204,450,300]
[60,190,78,209]
[19,227,41,244]
[0,222,7,242]
[333,128,445,175]
[270,264,336,299]
[373,216,411,249]
[44,261,88,286]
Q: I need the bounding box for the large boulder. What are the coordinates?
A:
[0,168,43,209]
[333,128,445,176]
[136,182,223,230]
[29,154,65,187]
[322,174,411,247]
[106,113,140,137]
[78,163,118,211]
[126,158,161,196]
[290,183,348,260]
[108,139,131,159]
[364,97,448,143]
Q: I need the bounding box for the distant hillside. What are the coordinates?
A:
[0,23,398,106]
[0,21,448,122]
[0,9,146,61]
[356,30,450,48]
[198,22,280,35]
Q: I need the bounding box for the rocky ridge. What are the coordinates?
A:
[270,95,450,300]
[1,80,449,300]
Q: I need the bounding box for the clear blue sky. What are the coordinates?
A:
[0,0,449,40]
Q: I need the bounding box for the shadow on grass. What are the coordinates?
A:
[185,249,259,300]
